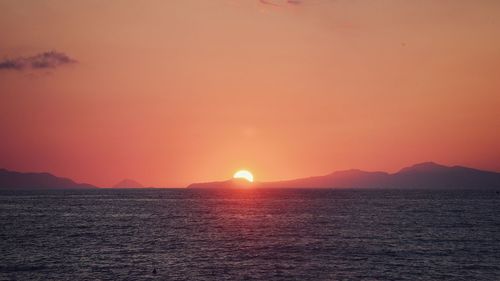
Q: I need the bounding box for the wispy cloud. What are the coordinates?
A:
[259,0,303,7]
[0,51,77,71]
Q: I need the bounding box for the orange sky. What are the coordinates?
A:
[1,0,499,187]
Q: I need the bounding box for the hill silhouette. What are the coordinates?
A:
[187,162,500,189]
[0,169,97,190]
[187,178,253,189]
[113,179,144,188]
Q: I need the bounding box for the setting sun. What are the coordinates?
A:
[233,170,254,183]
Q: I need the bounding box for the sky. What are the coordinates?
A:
[0,0,499,187]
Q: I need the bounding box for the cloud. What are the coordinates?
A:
[259,0,281,6]
[259,0,303,7]
[0,51,77,71]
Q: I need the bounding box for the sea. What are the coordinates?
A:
[0,188,499,281]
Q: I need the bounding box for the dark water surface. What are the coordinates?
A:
[1,188,499,280]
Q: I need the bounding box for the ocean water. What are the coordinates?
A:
[0,188,499,281]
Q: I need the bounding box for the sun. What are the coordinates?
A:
[233,170,254,183]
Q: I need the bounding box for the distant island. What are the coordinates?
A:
[113,179,144,188]
[188,162,500,190]
[0,169,97,190]
[2,162,500,190]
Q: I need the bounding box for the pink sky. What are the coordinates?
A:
[0,0,499,187]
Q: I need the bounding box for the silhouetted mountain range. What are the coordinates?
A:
[187,162,500,189]
[0,169,97,190]
[188,178,253,189]
[113,179,144,188]
[2,162,499,190]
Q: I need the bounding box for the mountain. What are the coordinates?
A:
[390,162,500,189]
[187,162,500,189]
[0,169,97,190]
[113,179,144,188]
[187,178,253,189]
[259,169,391,189]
